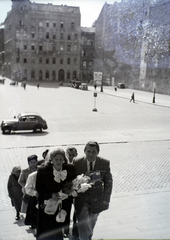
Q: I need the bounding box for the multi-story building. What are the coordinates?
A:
[94,0,170,94]
[3,0,81,82]
[142,0,170,94]
[0,28,4,76]
[80,27,95,82]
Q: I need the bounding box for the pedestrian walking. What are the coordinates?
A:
[24,159,45,232]
[36,148,76,240]
[73,141,113,240]
[37,83,40,89]
[94,83,97,90]
[24,150,49,233]
[130,92,135,103]
[7,166,23,220]
[18,155,38,213]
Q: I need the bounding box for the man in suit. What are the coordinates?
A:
[73,141,113,240]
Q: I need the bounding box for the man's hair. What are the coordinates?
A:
[66,147,77,155]
[27,154,38,163]
[84,141,100,153]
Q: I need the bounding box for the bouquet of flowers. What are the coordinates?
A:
[44,172,102,221]
[61,174,92,197]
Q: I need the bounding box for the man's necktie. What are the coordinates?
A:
[90,162,93,171]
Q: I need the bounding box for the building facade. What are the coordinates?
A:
[94,0,170,94]
[80,27,95,82]
[3,0,81,82]
[0,29,4,77]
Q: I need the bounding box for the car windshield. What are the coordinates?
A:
[17,114,21,119]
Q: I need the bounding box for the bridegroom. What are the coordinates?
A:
[73,141,113,240]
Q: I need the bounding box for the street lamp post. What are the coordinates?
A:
[100,81,103,92]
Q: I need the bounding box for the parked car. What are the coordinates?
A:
[10,81,16,86]
[117,83,125,88]
[74,81,81,89]
[69,80,75,87]
[0,78,5,84]
[79,83,88,90]
[69,80,81,89]
[1,112,48,134]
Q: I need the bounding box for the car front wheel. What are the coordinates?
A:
[2,126,11,134]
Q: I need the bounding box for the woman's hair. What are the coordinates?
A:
[50,147,68,164]
[11,166,21,175]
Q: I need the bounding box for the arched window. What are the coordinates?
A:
[46,70,49,79]
[52,70,56,81]
[58,69,65,81]
[67,70,70,80]
[73,70,77,79]
[31,70,35,79]
[39,70,43,80]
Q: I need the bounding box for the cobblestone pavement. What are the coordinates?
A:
[0,140,170,209]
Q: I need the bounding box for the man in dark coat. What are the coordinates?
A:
[73,141,113,240]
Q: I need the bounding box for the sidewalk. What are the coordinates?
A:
[88,85,170,108]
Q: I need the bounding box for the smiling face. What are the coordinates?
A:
[51,154,65,171]
[84,145,99,162]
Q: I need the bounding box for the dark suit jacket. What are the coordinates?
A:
[73,156,113,214]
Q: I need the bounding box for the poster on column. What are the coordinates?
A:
[93,72,102,86]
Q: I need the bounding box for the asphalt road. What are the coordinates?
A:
[1,79,170,149]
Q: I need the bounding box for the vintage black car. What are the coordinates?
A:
[0,78,5,84]
[1,112,48,134]
[79,83,88,90]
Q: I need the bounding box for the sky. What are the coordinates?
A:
[0,0,119,27]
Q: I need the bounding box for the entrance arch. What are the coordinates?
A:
[39,70,43,80]
[58,69,65,82]
[52,70,56,81]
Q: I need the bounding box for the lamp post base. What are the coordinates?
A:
[92,108,97,112]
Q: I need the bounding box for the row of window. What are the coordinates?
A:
[18,19,76,29]
[16,30,78,41]
[18,56,93,68]
[31,20,75,29]
[24,69,77,80]
[18,44,78,52]
[82,60,94,68]
[22,57,78,65]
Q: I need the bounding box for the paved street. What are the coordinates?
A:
[0,78,170,239]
